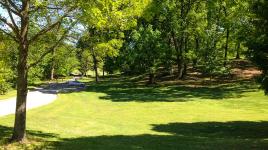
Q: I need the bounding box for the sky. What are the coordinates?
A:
[0,6,20,22]
[0,7,8,18]
[0,6,20,32]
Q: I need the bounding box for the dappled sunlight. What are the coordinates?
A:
[1,77,268,149]
[2,121,268,149]
[77,77,261,102]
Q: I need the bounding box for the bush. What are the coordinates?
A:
[0,81,11,95]
[261,75,268,95]
[255,74,268,95]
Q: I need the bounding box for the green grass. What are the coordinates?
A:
[0,90,16,100]
[1,77,268,149]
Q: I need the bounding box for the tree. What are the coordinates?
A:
[125,24,166,83]
[77,0,150,82]
[0,0,76,141]
[248,0,268,94]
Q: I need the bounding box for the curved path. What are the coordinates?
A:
[0,91,57,117]
[0,80,86,117]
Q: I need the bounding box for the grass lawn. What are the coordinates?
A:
[0,90,16,100]
[1,77,268,149]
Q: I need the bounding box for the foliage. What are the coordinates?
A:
[0,36,14,94]
[247,0,268,94]
[120,24,167,79]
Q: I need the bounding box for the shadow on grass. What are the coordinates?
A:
[1,121,268,149]
[0,125,58,149]
[80,77,259,102]
[54,121,268,150]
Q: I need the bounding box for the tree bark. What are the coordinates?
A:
[177,57,184,79]
[50,49,55,80]
[236,42,241,59]
[223,4,229,67]
[149,73,155,84]
[193,37,200,68]
[182,35,188,78]
[171,31,184,79]
[12,44,28,142]
[103,66,105,77]
[224,28,229,67]
[11,0,30,142]
[92,54,99,82]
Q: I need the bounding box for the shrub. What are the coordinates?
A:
[0,80,11,95]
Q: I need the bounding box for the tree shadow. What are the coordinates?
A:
[53,121,268,150]
[0,125,59,149]
[80,78,259,102]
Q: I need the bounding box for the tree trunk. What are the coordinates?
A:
[224,28,229,67]
[12,44,28,142]
[103,66,105,77]
[193,37,200,68]
[167,37,173,75]
[177,57,184,79]
[50,49,55,80]
[149,73,155,84]
[171,31,184,79]
[183,63,187,78]
[92,54,99,82]
[236,42,241,59]
[11,0,30,142]
[182,35,188,78]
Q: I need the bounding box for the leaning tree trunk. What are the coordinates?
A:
[178,36,185,79]
[224,28,229,67]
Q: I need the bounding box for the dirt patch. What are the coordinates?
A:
[136,59,262,86]
[231,68,262,79]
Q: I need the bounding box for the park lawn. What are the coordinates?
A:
[0,90,16,100]
[1,78,268,149]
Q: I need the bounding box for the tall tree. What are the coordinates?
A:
[248,0,268,94]
[0,0,76,141]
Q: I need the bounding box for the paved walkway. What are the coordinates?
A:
[0,80,86,117]
[0,91,57,117]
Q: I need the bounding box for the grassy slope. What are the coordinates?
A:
[1,78,268,149]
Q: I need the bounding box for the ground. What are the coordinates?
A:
[0,74,268,149]
[0,90,16,101]
[0,91,57,117]
[0,60,267,149]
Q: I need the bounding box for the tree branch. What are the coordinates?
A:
[29,5,62,13]
[0,1,21,16]
[28,21,77,68]
[6,0,20,11]
[0,15,17,31]
[28,8,74,44]
[0,28,18,42]
[4,0,19,32]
